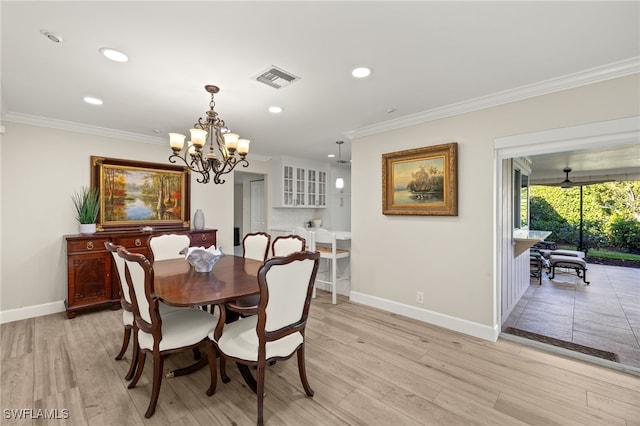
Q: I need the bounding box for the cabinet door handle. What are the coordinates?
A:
[135,238,142,247]
[86,241,94,250]
[201,235,207,241]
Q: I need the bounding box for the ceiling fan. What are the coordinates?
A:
[552,166,613,188]
[560,167,574,188]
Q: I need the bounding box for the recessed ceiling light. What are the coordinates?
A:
[99,47,129,63]
[268,106,283,114]
[352,67,372,78]
[328,154,336,158]
[40,30,63,43]
[83,97,103,105]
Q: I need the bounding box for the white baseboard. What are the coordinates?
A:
[349,291,499,342]
[0,300,66,324]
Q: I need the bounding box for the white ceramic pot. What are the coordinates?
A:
[79,223,96,234]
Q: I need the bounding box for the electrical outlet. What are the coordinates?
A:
[416,291,424,304]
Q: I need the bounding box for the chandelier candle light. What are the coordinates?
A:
[168,85,250,184]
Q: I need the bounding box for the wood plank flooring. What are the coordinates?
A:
[1,291,639,425]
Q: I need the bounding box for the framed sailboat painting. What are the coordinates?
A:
[382,142,458,216]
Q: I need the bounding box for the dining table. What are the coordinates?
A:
[152,254,262,389]
[153,255,261,307]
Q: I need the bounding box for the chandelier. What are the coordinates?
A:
[168,84,249,184]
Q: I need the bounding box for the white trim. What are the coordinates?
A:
[349,291,499,341]
[495,116,640,158]
[346,58,640,140]
[1,113,273,162]
[0,300,66,324]
[3,113,165,145]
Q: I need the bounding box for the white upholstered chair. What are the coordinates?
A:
[105,242,185,381]
[271,234,306,257]
[118,247,216,418]
[148,233,191,262]
[207,251,320,426]
[242,232,271,261]
[313,228,349,304]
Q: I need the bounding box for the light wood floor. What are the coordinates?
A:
[1,291,639,426]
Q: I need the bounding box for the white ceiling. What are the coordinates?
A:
[2,1,639,174]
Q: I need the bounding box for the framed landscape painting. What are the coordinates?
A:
[91,156,191,231]
[382,142,458,216]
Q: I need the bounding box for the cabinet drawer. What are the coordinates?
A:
[67,237,110,254]
[190,230,217,246]
[113,234,149,249]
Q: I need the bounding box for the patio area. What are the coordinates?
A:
[503,262,640,370]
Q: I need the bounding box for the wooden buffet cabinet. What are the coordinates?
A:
[64,228,217,318]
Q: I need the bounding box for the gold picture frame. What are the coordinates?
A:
[91,156,191,231]
[382,142,458,216]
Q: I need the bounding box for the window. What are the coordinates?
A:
[513,168,529,229]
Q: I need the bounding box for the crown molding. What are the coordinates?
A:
[346,57,640,140]
[1,112,274,162]
[2,112,165,145]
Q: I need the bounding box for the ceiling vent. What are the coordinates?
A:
[254,66,300,89]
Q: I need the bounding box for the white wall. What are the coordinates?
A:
[350,74,640,340]
[0,122,269,318]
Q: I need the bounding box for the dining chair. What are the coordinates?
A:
[148,233,191,262]
[242,232,271,261]
[117,247,217,418]
[206,251,320,426]
[271,234,306,257]
[105,242,186,381]
[313,228,349,304]
[231,232,271,311]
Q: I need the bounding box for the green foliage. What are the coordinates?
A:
[609,218,640,253]
[530,181,640,253]
[72,187,100,224]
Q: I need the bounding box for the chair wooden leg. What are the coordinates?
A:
[124,336,139,381]
[220,357,230,383]
[115,326,131,360]
[296,346,314,397]
[128,350,145,389]
[144,354,164,418]
[206,342,217,396]
[256,365,265,426]
[192,347,202,360]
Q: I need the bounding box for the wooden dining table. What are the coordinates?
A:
[152,255,262,387]
[153,255,261,307]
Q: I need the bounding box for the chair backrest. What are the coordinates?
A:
[117,247,160,335]
[271,235,306,257]
[256,251,320,339]
[148,233,191,262]
[313,228,336,253]
[242,232,271,261]
[293,227,315,251]
[105,242,132,306]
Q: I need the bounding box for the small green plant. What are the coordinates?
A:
[72,187,100,224]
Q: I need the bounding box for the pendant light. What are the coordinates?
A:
[335,141,348,189]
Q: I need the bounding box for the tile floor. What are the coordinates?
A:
[503,262,640,369]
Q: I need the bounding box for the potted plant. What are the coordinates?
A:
[72,186,100,234]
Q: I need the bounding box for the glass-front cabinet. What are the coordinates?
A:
[278,163,327,208]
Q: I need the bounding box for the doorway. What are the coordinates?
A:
[495,116,640,372]
[234,171,267,256]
